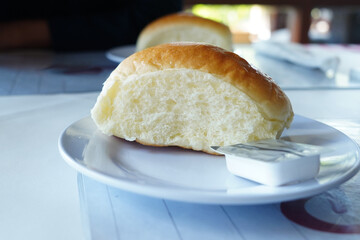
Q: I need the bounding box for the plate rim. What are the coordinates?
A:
[58,115,360,205]
[105,44,136,63]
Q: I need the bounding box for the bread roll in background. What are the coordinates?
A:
[136,13,233,51]
[91,43,294,155]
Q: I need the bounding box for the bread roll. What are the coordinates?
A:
[91,43,294,154]
[136,13,233,51]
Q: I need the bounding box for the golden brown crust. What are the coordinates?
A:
[115,43,294,125]
[138,12,231,39]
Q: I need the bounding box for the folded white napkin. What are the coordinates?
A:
[253,41,340,74]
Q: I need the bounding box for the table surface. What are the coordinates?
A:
[1,44,360,240]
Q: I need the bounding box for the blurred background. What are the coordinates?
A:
[183,0,360,44]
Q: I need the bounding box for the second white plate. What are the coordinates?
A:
[106,45,136,62]
[59,115,360,204]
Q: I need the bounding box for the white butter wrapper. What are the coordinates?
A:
[211,140,321,186]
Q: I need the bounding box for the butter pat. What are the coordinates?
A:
[211,140,321,186]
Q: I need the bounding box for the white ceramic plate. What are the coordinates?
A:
[59,115,360,204]
[106,45,136,62]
